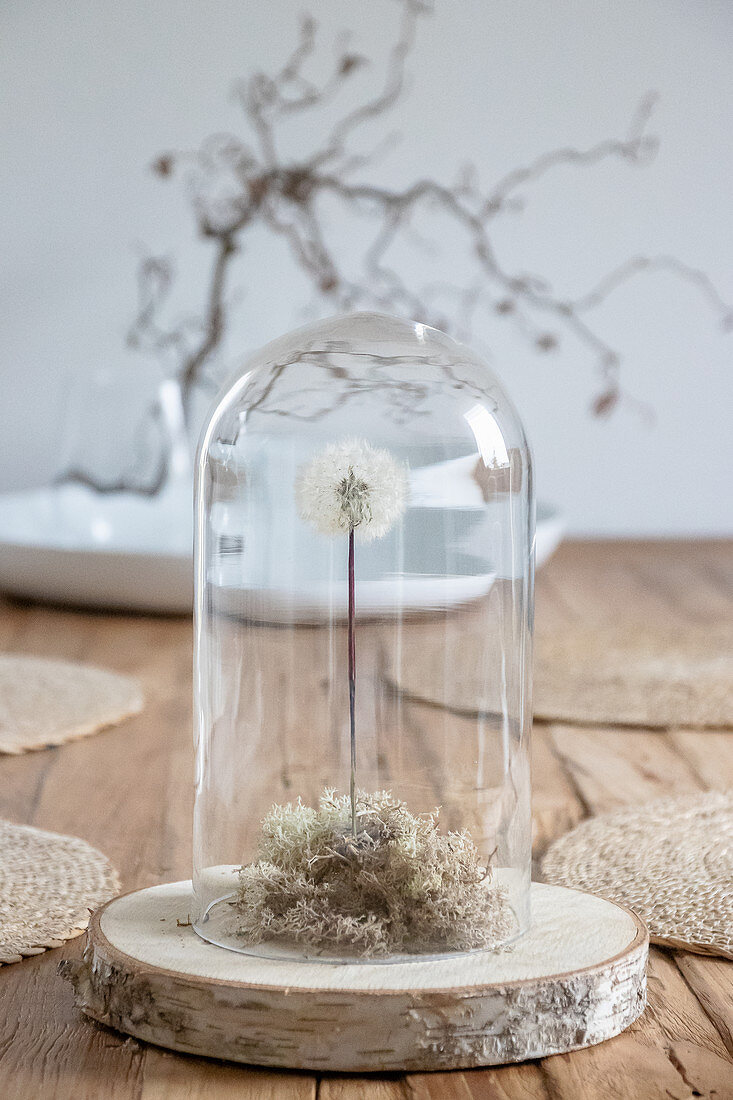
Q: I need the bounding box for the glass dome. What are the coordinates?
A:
[193,312,534,963]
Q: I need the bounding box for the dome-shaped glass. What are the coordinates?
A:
[193,312,534,963]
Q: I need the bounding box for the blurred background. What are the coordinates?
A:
[1,0,731,541]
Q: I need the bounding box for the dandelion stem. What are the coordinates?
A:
[348,526,357,838]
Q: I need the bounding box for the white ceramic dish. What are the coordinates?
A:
[0,484,564,615]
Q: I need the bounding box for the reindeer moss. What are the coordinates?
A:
[234,789,515,956]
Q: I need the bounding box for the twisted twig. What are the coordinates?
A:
[60,1,730,493]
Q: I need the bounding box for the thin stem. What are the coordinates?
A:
[348,526,357,837]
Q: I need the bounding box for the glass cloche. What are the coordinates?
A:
[193,312,534,963]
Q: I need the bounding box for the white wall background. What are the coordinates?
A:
[2,0,732,536]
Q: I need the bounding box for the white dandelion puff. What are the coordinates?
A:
[296,438,409,542]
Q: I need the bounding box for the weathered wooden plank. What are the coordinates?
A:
[1,541,731,1098]
[0,947,146,1100]
[531,725,585,857]
[539,539,733,629]
[21,616,193,888]
[548,726,704,814]
[0,598,35,651]
[625,544,733,626]
[668,729,733,790]
[541,1031,691,1100]
[643,949,732,1062]
[406,1065,549,1098]
[537,542,682,629]
[674,954,733,1058]
[0,610,197,1099]
[318,1079,407,1100]
[140,1050,316,1099]
[666,1041,733,1100]
[402,1076,474,1100]
[1,602,94,661]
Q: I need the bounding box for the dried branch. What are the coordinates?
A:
[481,93,659,217]
[61,0,730,493]
[572,253,733,322]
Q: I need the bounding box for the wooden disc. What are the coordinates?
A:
[61,880,648,1071]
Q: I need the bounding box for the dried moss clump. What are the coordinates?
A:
[234,789,516,957]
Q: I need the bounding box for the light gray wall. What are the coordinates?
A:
[2,0,732,535]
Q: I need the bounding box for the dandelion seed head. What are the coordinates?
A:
[296,438,408,542]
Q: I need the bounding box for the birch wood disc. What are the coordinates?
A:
[61,880,648,1072]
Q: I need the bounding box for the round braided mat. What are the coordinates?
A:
[0,654,143,754]
[386,621,733,729]
[534,622,733,728]
[0,819,120,965]
[542,792,733,960]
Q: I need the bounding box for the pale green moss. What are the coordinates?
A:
[234,789,515,957]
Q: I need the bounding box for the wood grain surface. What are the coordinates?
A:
[1,539,732,1098]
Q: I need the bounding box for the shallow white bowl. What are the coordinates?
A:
[0,485,564,614]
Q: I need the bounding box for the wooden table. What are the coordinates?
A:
[1,540,732,1099]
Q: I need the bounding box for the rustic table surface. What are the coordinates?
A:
[1,540,732,1099]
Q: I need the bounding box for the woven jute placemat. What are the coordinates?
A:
[386,621,733,729]
[0,654,143,754]
[541,792,733,960]
[0,819,120,965]
[533,622,733,728]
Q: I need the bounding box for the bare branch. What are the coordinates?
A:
[310,0,423,169]
[90,3,729,496]
[481,94,659,217]
[573,253,733,325]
